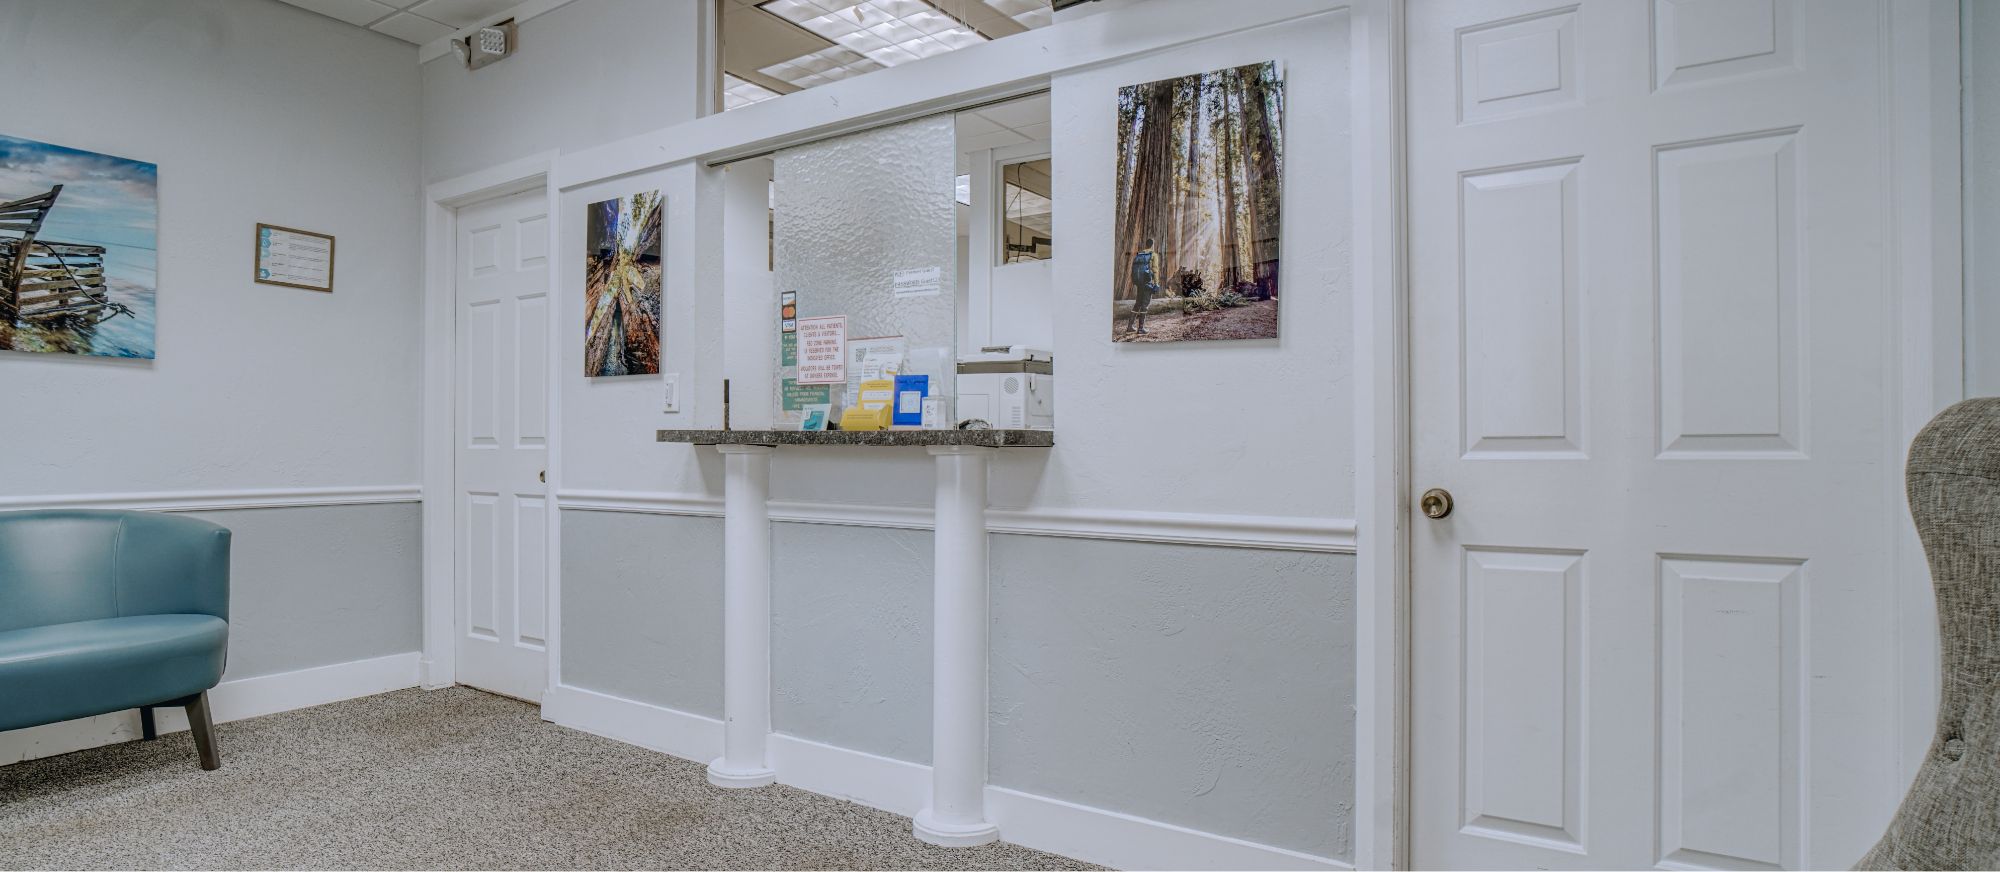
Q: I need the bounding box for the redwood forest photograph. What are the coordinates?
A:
[584,190,663,376]
[1113,61,1284,343]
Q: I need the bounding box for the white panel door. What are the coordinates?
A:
[454,188,551,703]
[1408,1,1899,868]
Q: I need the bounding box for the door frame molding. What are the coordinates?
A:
[1350,0,1408,867]
[1366,3,1964,868]
[1886,0,1963,788]
[420,151,562,692]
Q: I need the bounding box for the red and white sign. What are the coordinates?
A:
[796,315,848,385]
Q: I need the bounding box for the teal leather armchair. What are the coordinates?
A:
[0,509,230,769]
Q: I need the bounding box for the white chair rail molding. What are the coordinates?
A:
[0,0,1985,870]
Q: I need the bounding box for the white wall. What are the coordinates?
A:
[417,0,1356,544]
[420,0,704,186]
[0,0,422,498]
[546,7,1351,529]
[420,0,719,498]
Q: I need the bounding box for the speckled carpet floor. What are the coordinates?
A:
[0,687,1097,871]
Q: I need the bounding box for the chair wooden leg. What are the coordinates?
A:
[184,691,220,770]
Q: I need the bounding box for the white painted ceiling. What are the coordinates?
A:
[275,0,523,45]
[957,92,1052,157]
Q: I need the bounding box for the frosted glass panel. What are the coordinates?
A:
[772,115,958,426]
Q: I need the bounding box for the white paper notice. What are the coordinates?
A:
[796,315,848,385]
[256,225,333,291]
[891,266,942,298]
[844,336,907,408]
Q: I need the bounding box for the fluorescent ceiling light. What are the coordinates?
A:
[755,0,1045,90]
[723,73,784,110]
[1006,189,1051,235]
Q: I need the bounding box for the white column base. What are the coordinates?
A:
[706,757,777,789]
[913,808,1002,847]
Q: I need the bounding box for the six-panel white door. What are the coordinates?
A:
[454,188,552,703]
[1409,1,1900,867]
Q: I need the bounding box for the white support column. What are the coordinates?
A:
[709,443,776,788]
[914,445,1000,847]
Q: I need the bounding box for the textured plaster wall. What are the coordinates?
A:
[989,535,1356,861]
[183,503,424,680]
[772,522,934,763]
[561,510,724,716]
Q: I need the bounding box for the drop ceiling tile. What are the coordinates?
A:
[958,128,1029,152]
[407,0,518,28]
[279,0,397,27]
[370,11,455,42]
[955,112,1004,137]
[977,92,1050,129]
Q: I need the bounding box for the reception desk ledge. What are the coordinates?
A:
[656,428,1053,448]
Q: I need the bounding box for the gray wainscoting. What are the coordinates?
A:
[557,508,1355,860]
[560,510,724,716]
[184,503,423,680]
[989,535,1356,862]
[772,521,934,764]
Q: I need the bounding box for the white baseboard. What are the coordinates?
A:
[543,683,1349,871]
[0,651,421,765]
[769,731,931,816]
[541,684,723,764]
[986,785,1351,871]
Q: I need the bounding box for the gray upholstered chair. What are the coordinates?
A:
[1859,397,2000,869]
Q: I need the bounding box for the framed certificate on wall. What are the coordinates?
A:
[254,223,335,292]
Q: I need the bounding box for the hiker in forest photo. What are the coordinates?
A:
[1127,236,1159,335]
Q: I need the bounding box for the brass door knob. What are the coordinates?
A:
[1420,488,1453,519]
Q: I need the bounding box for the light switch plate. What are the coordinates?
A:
[663,373,680,413]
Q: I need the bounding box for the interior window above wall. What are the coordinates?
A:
[1001,158,1052,263]
[719,0,1054,110]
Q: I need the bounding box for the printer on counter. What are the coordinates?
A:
[955,345,1053,430]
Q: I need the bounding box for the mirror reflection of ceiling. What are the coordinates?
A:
[722,0,1055,110]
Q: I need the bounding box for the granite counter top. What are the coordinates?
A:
[656,429,1054,448]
